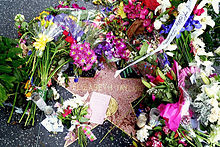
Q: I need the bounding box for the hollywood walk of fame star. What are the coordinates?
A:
[61,64,145,137]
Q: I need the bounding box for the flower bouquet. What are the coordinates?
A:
[54,93,96,147]
[14,0,104,126]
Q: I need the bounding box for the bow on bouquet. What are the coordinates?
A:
[55,93,96,147]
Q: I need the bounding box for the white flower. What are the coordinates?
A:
[154,0,171,15]
[209,98,219,108]
[197,0,220,14]
[214,46,220,56]
[14,14,25,22]
[202,82,220,98]
[136,125,152,142]
[209,125,220,144]
[194,8,215,30]
[154,20,162,30]
[164,44,177,57]
[160,14,169,22]
[57,72,65,86]
[51,87,60,100]
[209,108,219,123]
[177,2,186,13]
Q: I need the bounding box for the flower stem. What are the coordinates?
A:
[19,101,30,123]
[7,83,20,123]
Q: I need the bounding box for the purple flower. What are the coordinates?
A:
[28,50,32,56]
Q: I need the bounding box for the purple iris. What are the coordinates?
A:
[54,13,84,39]
[28,50,32,56]
[160,15,202,39]
[163,53,170,67]
[160,22,174,34]
[102,6,113,13]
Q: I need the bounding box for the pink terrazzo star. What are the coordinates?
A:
[63,64,145,136]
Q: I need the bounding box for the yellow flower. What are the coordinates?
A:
[26,92,32,98]
[24,80,31,89]
[117,1,126,19]
[39,11,50,18]
[33,33,53,51]
[69,15,77,22]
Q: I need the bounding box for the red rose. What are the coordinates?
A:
[142,0,160,11]
[65,36,74,43]
[63,30,69,36]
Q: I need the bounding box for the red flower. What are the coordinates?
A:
[47,79,52,87]
[63,30,69,36]
[62,107,72,117]
[166,72,173,80]
[154,132,162,139]
[153,75,165,85]
[65,36,74,43]
[142,0,160,11]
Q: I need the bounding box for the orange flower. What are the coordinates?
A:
[26,92,32,97]
[24,80,31,89]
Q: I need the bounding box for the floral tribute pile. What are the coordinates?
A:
[0,0,220,146]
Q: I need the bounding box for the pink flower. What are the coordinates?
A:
[143,18,151,27]
[78,58,86,66]
[178,140,187,146]
[83,42,90,49]
[193,5,205,16]
[146,25,154,33]
[70,50,77,57]
[162,126,170,135]
[152,94,156,101]
[140,8,149,19]
[62,107,72,117]
[70,43,78,50]
[90,54,97,64]
[82,63,93,71]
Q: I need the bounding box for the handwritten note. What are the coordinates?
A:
[89,92,111,124]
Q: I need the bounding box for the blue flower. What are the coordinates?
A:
[28,50,32,56]
[163,52,170,66]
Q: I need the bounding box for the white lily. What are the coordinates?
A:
[154,0,171,15]
[191,25,213,57]
[194,8,215,30]
[197,0,220,14]
[164,44,177,57]
[214,46,220,56]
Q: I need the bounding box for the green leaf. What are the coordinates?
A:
[132,141,138,147]
[7,47,22,58]
[139,42,149,56]
[0,74,16,82]
[0,65,12,73]
[0,83,8,105]
[79,117,89,123]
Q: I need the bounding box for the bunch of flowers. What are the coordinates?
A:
[55,93,95,147]
[13,0,104,127]
[69,42,97,71]
[94,32,130,61]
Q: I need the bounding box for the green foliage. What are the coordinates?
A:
[0,36,28,106]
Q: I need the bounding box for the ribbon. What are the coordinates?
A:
[114,0,197,78]
[65,120,96,147]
